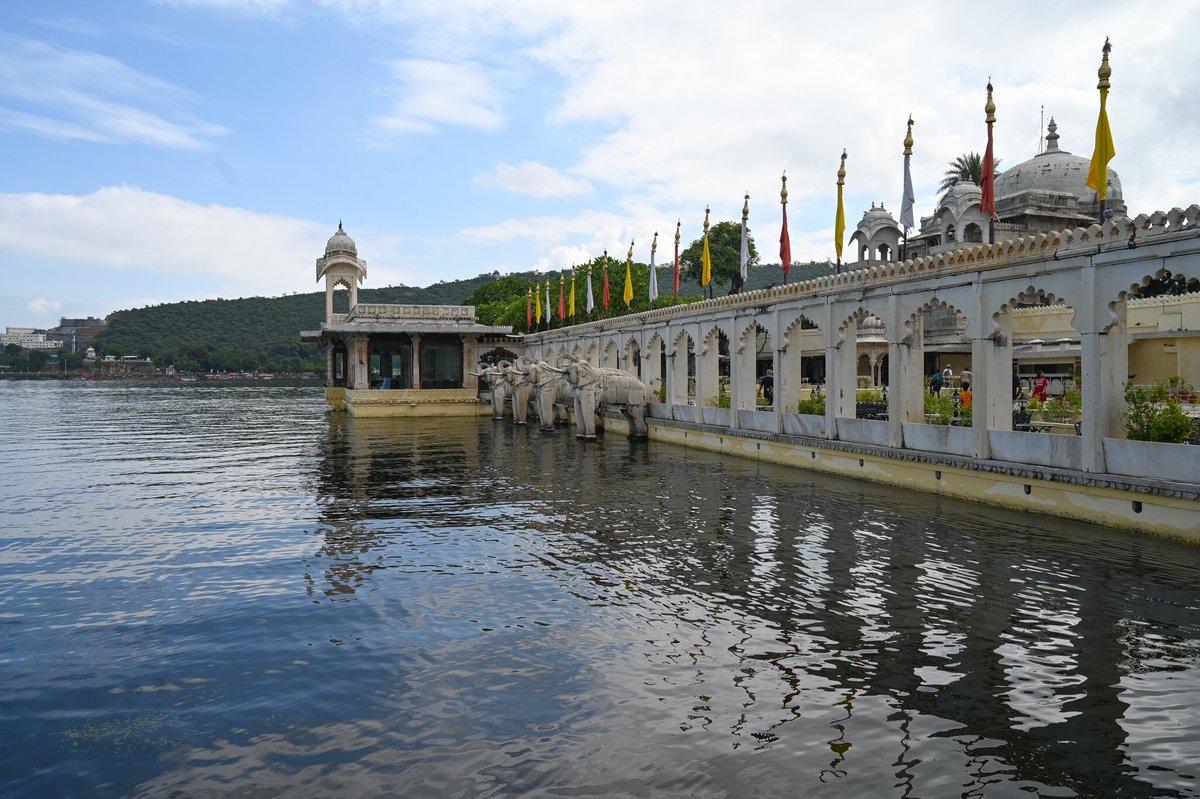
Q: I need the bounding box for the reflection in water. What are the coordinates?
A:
[1,382,1198,798]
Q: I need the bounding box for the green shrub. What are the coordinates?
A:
[797,394,825,415]
[1043,390,1082,423]
[1124,382,1194,443]
[923,392,957,425]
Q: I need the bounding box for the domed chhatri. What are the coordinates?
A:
[324,220,358,258]
[901,117,1128,262]
[315,221,367,323]
[995,117,1125,214]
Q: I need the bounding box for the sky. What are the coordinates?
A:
[2,0,1199,329]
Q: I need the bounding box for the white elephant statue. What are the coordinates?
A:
[469,360,512,419]
[502,362,535,425]
[546,355,648,440]
[512,356,572,432]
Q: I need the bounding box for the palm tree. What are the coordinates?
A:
[938,151,1001,197]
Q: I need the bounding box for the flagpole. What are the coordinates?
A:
[648,231,659,307]
[1087,38,1115,225]
[735,192,749,295]
[900,116,915,262]
[780,172,791,285]
[701,206,712,299]
[834,150,847,274]
[673,221,681,297]
[982,80,997,244]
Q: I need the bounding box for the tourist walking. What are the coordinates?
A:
[759,369,774,405]
[929,369,943,397]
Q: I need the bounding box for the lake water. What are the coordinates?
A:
[2,381,1198,798]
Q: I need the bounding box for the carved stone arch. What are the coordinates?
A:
[1126,265,1200,300]
[671,328,692,353]
[835,306,884,347]
[701,323,725,356]
[782,312,819,339]
[738,319,770,355]
[990,284,1080,339]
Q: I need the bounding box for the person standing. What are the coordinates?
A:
[1031,370,1050,401]
[960,365,972,391]
[930,368,943,397]
[759,369,774,405]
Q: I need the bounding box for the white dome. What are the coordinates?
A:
[324,221,357,257]
[995,118,1122,205]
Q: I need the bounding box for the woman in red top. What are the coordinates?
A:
[1031,371,1050,401]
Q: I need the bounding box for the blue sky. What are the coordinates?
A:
[3,0,1198,328]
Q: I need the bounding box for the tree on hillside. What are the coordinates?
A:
[938,151,1001,197]
[679,220,758,293]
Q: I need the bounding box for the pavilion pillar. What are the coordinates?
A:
[349,333,369,390]
[410,333,422,389]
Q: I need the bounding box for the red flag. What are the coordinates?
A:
[780,204,791,280]
[602,257,610,310]
[780,174,792,282]
[672,220,681,296]
[980,81,998,222]
[557,275,565,320]
[526,287,532,329]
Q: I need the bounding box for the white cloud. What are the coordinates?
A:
[373,59,505,134]
[473,161,591,198]
[0,35,227,150]
[0,186,328,296]
[27,298,62,316]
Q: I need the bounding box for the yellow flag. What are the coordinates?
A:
[623,241,634,306]
[534,280,542,324]
[1086,40,1116,202]
[700,207,712,287]
[569,270,576,318]
[835,150,847,261]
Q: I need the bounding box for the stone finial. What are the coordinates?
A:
[780,172,788,205]
[985,79,996,124]
[1098,37,1112,90]
[903,115,914,156]
[1045,116,1060,152]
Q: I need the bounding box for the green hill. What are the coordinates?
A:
[92,262,831,373]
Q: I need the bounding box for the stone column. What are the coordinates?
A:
[888,296,921,447]
[410,333,422,390]
[822,301,839,439]
[697,328,720,412]
[833,316,858,422]
[1078,264,1128,472]
[462,334,478,390]
[349,334,369,390]
[973,284,1005,458]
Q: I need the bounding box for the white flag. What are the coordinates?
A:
[739,218,750,281]
[647,234,659,304]
[900,153,915,231]
[586,268,595,313]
